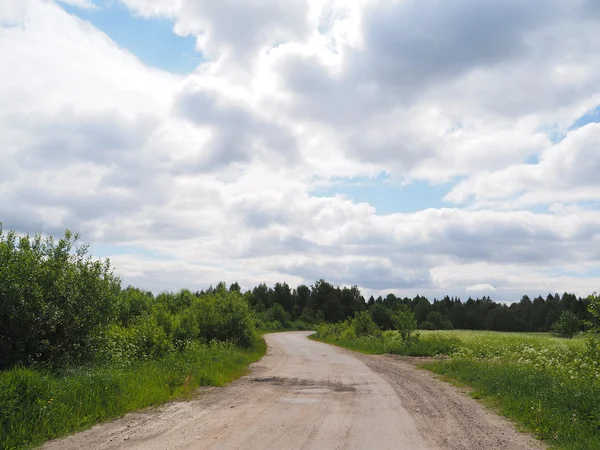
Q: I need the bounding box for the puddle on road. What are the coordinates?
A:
[252,376,356,407]
[250,377,356,392]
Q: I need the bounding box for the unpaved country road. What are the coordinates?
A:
[44,332,544,450]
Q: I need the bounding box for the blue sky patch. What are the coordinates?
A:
[570,105,600,130]
[313,174,454,214]
[60,1,202,74]
[538,105,600,144]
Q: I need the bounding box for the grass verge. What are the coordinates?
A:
[312,329,599,449]
[423,359,600,450]
[0,339,266,450]
[310,333,459,356]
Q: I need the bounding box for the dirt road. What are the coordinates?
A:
[44,332,543,450]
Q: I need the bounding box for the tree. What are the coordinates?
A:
[341,286,365,318]
[585,293,600,362]
[273,282,294,316]
[392,309,418,344]
[425,311,452,330]
[369,303,394,330]
[299,306,315,323]
[586,292,600,332]
[552,311,580,338]
[294,284,311,317]
[450,302,469,329]
[516,295,534,331]
[269,303,291,328]
[485,307,526,332]
[413,296,431,324]
[352,311,381,338]
[251,283,270,309]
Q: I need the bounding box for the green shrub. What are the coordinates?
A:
[0,229,121,369]
[116,287,153,326]
[191,290,257,347]
[392,309,419,343]
[418,321,436,330]
[266,303,291,328]
[352,311,382,338]
[552,311,581,338]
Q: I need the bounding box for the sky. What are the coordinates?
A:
[1,0,600,302]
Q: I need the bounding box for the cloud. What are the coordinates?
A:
[55,0,97,9]
[1,0,600,301]
[118,0,312,67]
[445,123,600,207]
[466,284,497,293]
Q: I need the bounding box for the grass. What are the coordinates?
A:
[424,358,600,449]
[310,330,461,356]
[0,339,266,450]
[418,329,587,355]
[313,328,599,449]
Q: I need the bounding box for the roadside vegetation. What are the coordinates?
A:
[313,297,600,450]
[2,225,598,449]
[0,228,264,449]
[1,341,265,450]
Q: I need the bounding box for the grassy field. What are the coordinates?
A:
[314,329,599,450]
[0,339,266,450]
[310,329,462,356]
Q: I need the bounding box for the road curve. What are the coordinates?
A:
[44,332,543,450]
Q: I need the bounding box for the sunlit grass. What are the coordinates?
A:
[0,339,266,450]
[313,327,599,449]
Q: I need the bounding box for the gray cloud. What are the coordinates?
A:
[2,0,600,300]
[356,0,564,92]
[175,87,298,170]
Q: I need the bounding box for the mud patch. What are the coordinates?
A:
[250,377,355,392]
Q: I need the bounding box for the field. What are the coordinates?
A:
[313,328,600,450]
[0,340,266,450]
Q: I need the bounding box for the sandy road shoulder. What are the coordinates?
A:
[348,350,545,450]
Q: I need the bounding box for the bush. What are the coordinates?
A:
[419,321,436,330]
[269,303,291,328]
[0,229,121,369]
[192,290,257,347]
[392,309,419,344]
[352,311,382,338]
[552,311,581,339]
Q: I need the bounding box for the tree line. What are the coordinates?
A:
[219,280,595,334]
[1,227,596,370]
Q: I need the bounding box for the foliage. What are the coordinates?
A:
[418,321,436,330]
[0,229,121,369]
[369,303,394,330]
[313,322,458,357]
[392,309,419,343]
[552,311,581,338]
[587,292,600,331]
[0,339,266,450]
[424,332,600,450]
[316,326,599,448]
[352,311,382,338]
[2,225,598,449]
[244,278,593,335]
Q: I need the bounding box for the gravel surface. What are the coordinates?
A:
[43,332,545,450]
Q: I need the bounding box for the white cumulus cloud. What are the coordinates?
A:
[0,0,599,300]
